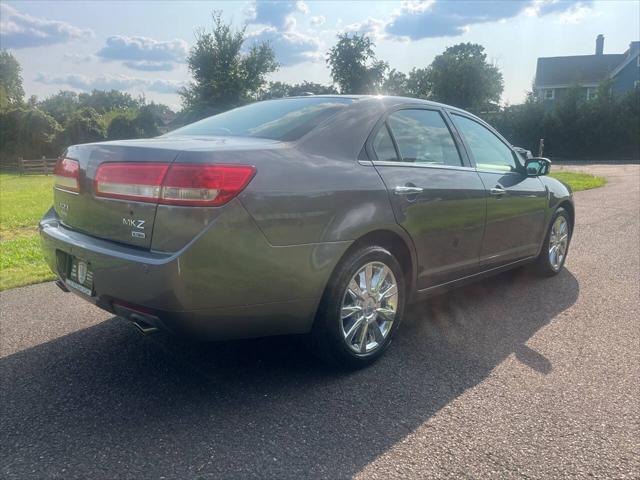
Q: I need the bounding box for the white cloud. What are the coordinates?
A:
[35,73,184,94]
[344,17,388,42]
[556,4,594,24]
[63,53,94,64]
[244,1,322,66]
[310,15,326,27]
[247,27,322,66]
[0,4,93,49]
[246,1,308,31]
[96,35,188,71]
[376,0,595,41]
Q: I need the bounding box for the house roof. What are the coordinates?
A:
[534,54,625,87]
[610,41,640,77]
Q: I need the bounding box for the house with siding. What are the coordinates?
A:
[534,35,639,107]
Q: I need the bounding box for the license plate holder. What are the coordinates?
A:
[65,255,94,296]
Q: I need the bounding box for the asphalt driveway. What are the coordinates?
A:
[1,164,638,479]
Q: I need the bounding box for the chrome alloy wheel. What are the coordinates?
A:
[340,261,398,354]
[549,215,569,271]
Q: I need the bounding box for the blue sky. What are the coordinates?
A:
[2,0,639,109]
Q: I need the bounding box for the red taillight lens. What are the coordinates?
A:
[161,164,256,206]
[94,163,169,203]
[94,163,256,206]
[54,158,80,193]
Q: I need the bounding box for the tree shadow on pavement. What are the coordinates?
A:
[0,267,579,479]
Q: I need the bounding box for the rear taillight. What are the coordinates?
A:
[94,163,169,203]
[94,163,256,207]
[161,164,256,206]
[54,158,80,193]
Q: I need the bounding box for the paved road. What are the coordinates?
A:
[1,165,638,479]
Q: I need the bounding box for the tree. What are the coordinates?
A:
[38,91,80,124]
[78,89,140,114]
[0,50,25,106]
[327,33,388,94]
[58,108,106,147]
[479,83,639,159]
[0,107,61,161]
[133,104,163,137]
[381,67,430,99]
[180,12,277,119]
[288,81,338,97]
[427,43,503,111]
[381,69,408,96]
[259,81,338,99]
[260,81,292,99]
[406,68,430,99]
[107,114,141,140]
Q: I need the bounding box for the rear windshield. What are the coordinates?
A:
[169,97,354,141]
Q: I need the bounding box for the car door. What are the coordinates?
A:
[368,107,486,289]
[448,112,548,268]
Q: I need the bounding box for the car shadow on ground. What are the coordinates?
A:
[1,267,579,479]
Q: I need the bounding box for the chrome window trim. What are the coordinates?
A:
[364,104,473,169]
[474,168,522,175]
[54,186,80,195]
[371,160,476,172]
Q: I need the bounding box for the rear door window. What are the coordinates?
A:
[386,109,462,166]
[372,124,399,162]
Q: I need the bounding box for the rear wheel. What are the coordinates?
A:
[534,207,572,276]
[311,246,406,368]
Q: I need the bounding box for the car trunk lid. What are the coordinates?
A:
[54,142,180,249]
[54,136,278,249]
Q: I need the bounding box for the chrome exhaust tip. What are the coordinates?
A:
[112,301,162,335]
[130,314,160,335]
[55,279,70,292]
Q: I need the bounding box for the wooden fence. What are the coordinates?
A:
[0,157,58,175]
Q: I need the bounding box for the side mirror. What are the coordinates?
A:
[525,157,551,176]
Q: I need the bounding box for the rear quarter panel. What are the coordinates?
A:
[239,151,398,245]
[238,98,400,246]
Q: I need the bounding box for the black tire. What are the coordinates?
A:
[311,245,406,369]
[534,207,572,276]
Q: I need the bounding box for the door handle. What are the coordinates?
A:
[394,186,424,195]
[490,187,506,196]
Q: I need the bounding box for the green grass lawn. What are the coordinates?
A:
[0,173,55,291]
[0,168,608,291]
[549,171,607,192]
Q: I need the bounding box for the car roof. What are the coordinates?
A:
[281,94,464,113]
[289,95,512,150]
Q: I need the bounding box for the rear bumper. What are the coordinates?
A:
[39,201,351,339]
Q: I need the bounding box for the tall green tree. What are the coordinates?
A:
[38,91,80,124]
[180,12,277,119]
[57,108,106,147]
[259,81,338,99]
[327,33,388,94]
[287,81,338,97]
[406,68,430,99]
[107,114,141,140]
[0,50,25,107]
[381,69,408,96]
[427,43,503,111]
[78,89,140,114]
[133,104,163,137]
[0,108,61,160]
[381,67,430,99]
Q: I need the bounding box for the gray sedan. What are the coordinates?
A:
[40,95,573,367]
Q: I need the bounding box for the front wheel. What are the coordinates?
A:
[534,207,572,276]
[311,245,406,368]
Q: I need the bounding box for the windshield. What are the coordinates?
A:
[169,97,354,141]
